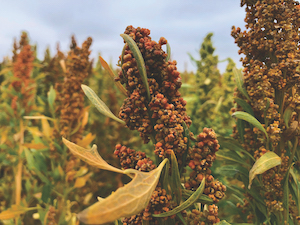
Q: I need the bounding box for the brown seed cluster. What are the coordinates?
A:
[116,26,224,224]
[55,36,93,143]
[232,0,300,221]
[187,205,220,225]
[184,128,225,203]
[11,32,35,115]
[114,144,156,172]
[117,26,191,162]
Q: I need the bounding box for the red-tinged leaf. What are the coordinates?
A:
[99,56,127,96]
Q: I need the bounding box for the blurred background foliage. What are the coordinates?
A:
[0,28,264,225]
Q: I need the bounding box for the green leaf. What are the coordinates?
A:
[248,151,281,189]
[120,33,150,101]
[234,98,254,116]
[283,105,294,128]
[170,151,182,205]
[152,177,205,217]
[41,184,52,203]
[25,148,35,171]
[236,119,245,142]
[233,67,251,102]
[176,213,187,225]
[182,189,213,204]
[81,84,125,124]
[166,42,171,62]
[283,163,294,222]
[216,220,231,225]
[216,151,250,168]
[47,85,56,113]
[232,111,269,143]
[218,137,255,162]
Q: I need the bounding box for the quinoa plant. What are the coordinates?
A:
[217,0,300,224]
[63,26,227,225]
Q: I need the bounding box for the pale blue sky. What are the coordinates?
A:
[0,1,246,73]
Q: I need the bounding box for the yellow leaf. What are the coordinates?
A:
[74,173,92,188]
[0,205,29,220]
[77,158,168,224]
[0,128,9,144]
[248,151,282,189]
[76,133,96,148]
[81,107,90,129]
[23,143,48,150]
[41,118,52,138]
[26,127,43,137]
[62,138,124,174]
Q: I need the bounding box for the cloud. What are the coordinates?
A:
[0,0,246,72]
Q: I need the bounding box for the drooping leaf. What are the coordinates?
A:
[166,42,171,62]
[81,84,125,124]
[232,111,269,143]
[234,98,254,116]
[62,138,124,174]
[120,34,150,101]
[233,67,251,101]
[99,56,127,96]
[77,158,168,224]
[153,178,205,218]
[248,151,281,189]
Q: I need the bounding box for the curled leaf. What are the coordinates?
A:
[62,138,124,174]
[78,158,168,224]
[99,56,127,96]
[152,177,205,218]
[81,84,125,124]
[248,151,281,189]
[120,34,150,101]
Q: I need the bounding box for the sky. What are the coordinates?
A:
[0,1,246,73]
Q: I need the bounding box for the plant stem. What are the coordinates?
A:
[15,120,24,206]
